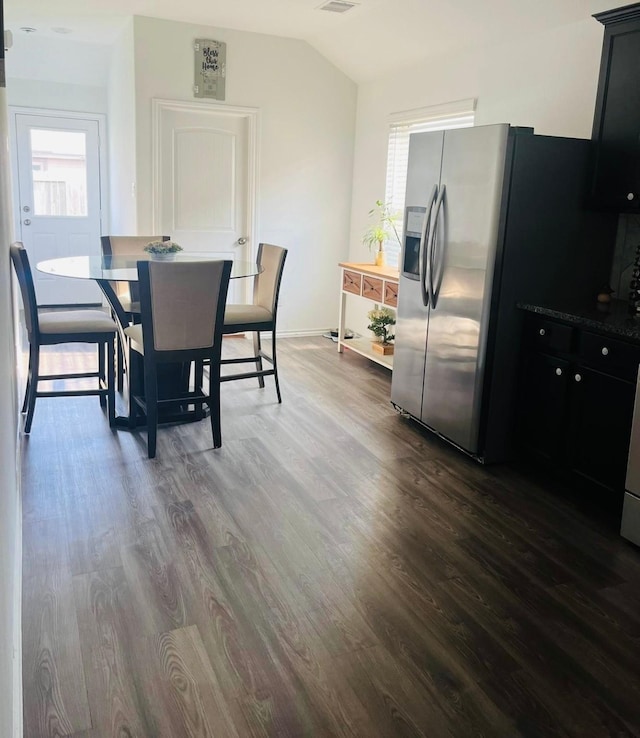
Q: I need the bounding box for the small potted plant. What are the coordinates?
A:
[363,200,401,267]
[367,305,396,354]
[144,240,183,261]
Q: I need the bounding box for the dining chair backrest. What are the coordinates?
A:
[254,243,288,315]
[101,235,169,257]
[100,235,169,308]
[10,242,40,338]
[138,260,232,354]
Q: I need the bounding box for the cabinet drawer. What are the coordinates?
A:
[384,281,398,307]
[342,270,362,295]
[578,331,640,381]
[527,317,573,354]
[362,276,383,301]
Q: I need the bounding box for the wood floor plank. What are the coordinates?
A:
[216,542,382,738]
[119,519,189,637]
[152,497,275,703]
[72,568,152,737]
[137,625,248,738]
[23,519,92,738]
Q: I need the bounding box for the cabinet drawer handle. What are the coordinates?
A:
[628,193,635,201]
[539,328,546,336]
[555,367,563,376]
[574,373,582,382]
[601,347,609,356]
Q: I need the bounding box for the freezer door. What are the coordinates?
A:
[421,124,510,454]
[391,131,444,419]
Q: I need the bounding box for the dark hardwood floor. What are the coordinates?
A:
[20,336,640,737]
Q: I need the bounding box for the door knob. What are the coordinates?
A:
[237,237,247,245]
[23,219,31,226]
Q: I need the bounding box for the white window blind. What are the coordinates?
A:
[384,99,475,267]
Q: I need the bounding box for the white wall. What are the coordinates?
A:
[6,33,111,88]
[107,19,137,233]
[0,86,21,738]
[132,16,357,334]
[7,79,107,114]
[349,17,605,263]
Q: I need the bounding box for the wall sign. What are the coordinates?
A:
[194,39,226,100]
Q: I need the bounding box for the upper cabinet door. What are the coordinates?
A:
[591,6,640,212]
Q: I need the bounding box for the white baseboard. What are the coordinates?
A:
[226,329,328,339]
[276,329,327,338]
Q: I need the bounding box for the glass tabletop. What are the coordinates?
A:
[37,254,262,281]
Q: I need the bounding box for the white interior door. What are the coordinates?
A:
[14,113,103,305]
[155,102,252,302]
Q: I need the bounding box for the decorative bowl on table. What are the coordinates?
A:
[144,241,183,261]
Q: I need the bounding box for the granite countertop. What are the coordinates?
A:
[518,299,640,343]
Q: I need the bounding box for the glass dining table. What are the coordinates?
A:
[37,253,262,429]
[38,253,261,282]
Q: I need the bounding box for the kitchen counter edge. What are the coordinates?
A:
[518,301,640,343]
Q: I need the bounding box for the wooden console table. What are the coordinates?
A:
[337,262,399,370]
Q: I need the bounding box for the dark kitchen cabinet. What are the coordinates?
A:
[518,314,640,509]
[567,365,636,493]
[519,351,570,465]
[591,4,640,211]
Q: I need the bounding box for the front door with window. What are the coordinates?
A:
[14,113,102,305]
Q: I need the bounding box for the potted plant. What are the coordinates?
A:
[144,240,183,261]
[367,305,396,354]
[363,199,401,267]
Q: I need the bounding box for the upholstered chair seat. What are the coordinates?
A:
[123,324,144,354]
[223,304,272,325]
[39,310,118,334]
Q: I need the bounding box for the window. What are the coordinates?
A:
[383,99,475,267]
[30,129,88,217]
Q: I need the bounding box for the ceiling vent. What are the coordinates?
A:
[317,1,358,13]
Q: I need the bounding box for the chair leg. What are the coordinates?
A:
[209,374,222,449]
[253,331,265,389]
[116,331,124,393]
[22,343,35,413]
[24,344,40,433]
[194,360,206,420]
[271,329,282,404]
[128,349,142,429]
[98,342,106,408]
[107,338,115,427]
[145,364,158,459]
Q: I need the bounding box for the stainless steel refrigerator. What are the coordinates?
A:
[391,124,616,463]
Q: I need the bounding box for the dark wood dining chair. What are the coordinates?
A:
[218,243,288,402]
[100,235,170,390]
[10,242,117,433]
[123,259,232,459]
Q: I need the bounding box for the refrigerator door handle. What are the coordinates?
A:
[419,185,438,308]
[429,184,446,309]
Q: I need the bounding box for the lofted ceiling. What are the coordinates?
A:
[3,0,623,83]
